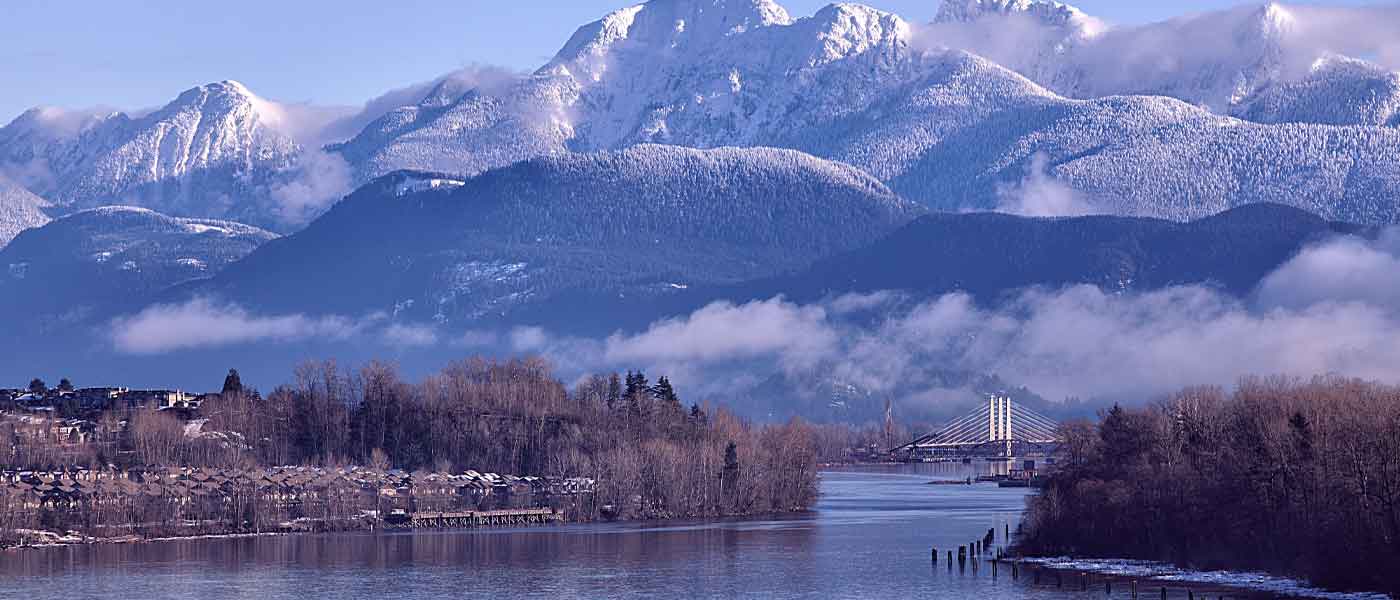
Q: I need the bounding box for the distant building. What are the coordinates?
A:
[125,389,195,410]
[75,387,129,411]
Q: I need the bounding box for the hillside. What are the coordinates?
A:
[0,176,51,247]
[198,145,922,322]
[0,206,276,334]
[525,203,1366,335]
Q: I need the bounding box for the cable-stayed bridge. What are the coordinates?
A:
[895,396,1060,459]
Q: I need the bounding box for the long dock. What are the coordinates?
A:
[390,508,559,529]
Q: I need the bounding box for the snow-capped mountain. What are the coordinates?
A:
[0,175,51,247]
[0,206,276,334]
[0,81,322,231]
[324,0,1400,225]
[1242,56,1400,127]
[925,1,1400,126]
[198,145,921,324]
[933,0,1102,32]
[8,0,1400,231]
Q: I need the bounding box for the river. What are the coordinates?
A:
[0,464,1381,599]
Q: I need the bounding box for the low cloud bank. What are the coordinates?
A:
[107,231,1400,407]
[538,230,1400,403]
[110,298,363,355]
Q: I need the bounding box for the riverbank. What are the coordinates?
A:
[1011,557,1392,600]
[1,529,290,552]
[1016,378,1400,597]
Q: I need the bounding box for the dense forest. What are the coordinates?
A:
[1018,376,1400,594]
[2,358,821,524]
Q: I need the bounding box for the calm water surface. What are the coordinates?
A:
[0,465,1282,599]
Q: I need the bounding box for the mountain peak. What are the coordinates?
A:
[169,80,276,116]
[547,0,793,74]
[1251,2,1297,39]
[934,0,1096,31]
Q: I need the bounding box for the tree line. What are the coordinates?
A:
[2,357,820,521]
[1017,376,1400,595]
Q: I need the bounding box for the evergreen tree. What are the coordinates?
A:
[222,369,245,396]
[651,376,680,406]
[606,373,622,409]
[624,371,649,398]
[690,403,705,421]
[57,378,74,393]
[27,378,46,396]
[721,441,740,500]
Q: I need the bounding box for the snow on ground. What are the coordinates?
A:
[1020,556,1390,600]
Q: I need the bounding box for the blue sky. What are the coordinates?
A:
[0,0,1383,124]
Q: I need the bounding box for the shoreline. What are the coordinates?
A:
[1,530,291,552]
[1010,555,1391,600]
[0,507,818,554]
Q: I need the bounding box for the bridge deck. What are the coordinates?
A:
[896,396,1061,456]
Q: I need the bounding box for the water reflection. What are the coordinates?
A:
[0,464,1335,599]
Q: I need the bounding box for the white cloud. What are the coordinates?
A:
[268,150,354,224]
[105,232,1400,410]
[1256,228,1400,312]
[312,64,524,146]
[993,152,1097,217]
[510,326,552,353]
[559,232,1400,405]
[603,297,837,372]
[456,329,500,348]
[381,323,439,348]
[110,298,362,354]
[826,291,902,315]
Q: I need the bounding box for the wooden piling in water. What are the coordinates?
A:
[931,547,937,563]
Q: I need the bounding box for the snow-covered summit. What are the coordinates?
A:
[0,80,304,230]
[934,0,1100,32]
[317,0,1400,225]
[336,0,916,182]
[546,0,794,78]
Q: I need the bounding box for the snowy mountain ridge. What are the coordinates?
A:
[0,175,51,248]
[324,0,1400,224]
[0,81,335,233]
[5,0,1400,233]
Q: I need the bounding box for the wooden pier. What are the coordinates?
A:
[389,508,559,529]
